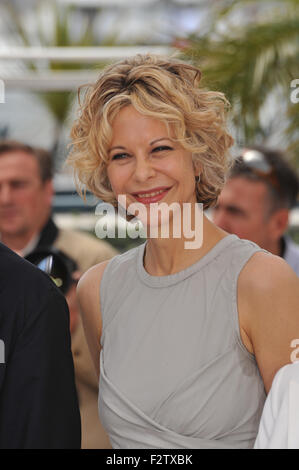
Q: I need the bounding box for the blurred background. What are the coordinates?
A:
[0,0,298,250]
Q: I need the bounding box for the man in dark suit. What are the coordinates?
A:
[0,242,81,448]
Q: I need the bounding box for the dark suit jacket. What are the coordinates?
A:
[0,242,81,449]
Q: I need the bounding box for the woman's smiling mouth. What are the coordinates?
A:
[131,186,172,204]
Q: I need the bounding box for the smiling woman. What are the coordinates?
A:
[68,54,232,212]
[67,54,299,449]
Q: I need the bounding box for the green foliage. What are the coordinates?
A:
[181,0,299,162]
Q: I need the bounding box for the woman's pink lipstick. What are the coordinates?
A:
[131,187,171,204]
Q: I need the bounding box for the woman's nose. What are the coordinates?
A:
[133,156,156,183]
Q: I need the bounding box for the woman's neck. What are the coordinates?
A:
[143,215,228,276]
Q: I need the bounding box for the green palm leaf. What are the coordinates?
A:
[181,0,299,162]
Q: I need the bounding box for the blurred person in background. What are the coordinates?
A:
[0,140,117,448]
[213,146,299,275]
[0,140,117,270]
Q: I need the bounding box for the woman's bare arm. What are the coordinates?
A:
[238,252,299,394]
[76,261,109,379]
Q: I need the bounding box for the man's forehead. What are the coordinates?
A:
[0,151,40,177]
[220,177,268,208]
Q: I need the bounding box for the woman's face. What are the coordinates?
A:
[106,105,197,228]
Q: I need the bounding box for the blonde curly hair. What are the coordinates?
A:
[68,54,233,210]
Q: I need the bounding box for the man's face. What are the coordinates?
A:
[213,177,278,249]
[0,151,53,237]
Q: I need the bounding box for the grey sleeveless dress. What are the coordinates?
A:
[98,234,267,449]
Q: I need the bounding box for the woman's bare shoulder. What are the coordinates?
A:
[238,251,299,393]
[238,250,299,333]
[76,261,111,377]
[77,260,110,296]
[76,260,110,327]
[239,250,298,292]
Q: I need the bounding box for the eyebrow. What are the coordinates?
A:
[150,137,172,146]
[108,137,172,153]
[109,146,126,153]
[223,204,247,216]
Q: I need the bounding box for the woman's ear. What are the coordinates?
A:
[192,156,203,179]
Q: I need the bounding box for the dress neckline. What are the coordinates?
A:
[136,234,238,288]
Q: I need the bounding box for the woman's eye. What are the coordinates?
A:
[152,146,173,153]
[111,153,129,161]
